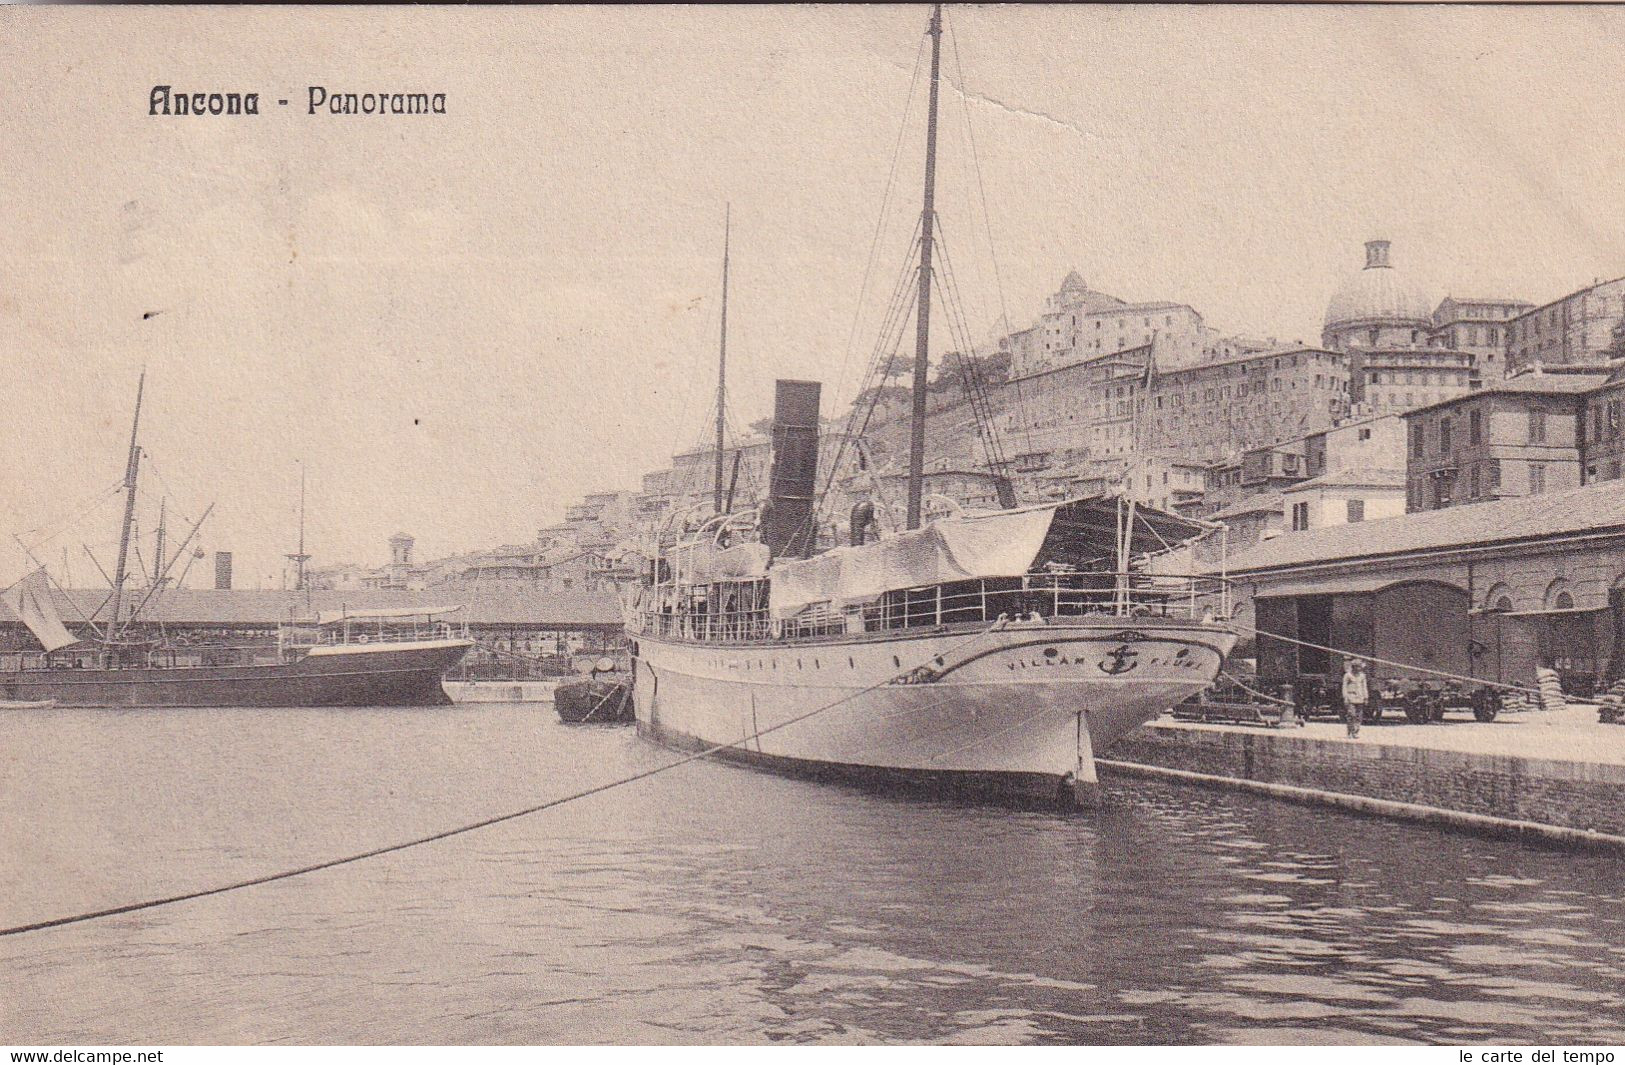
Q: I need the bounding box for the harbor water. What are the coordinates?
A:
[2,704,1624,1045]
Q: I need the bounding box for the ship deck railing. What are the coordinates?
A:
[632,571,1231,645]
[278,620,470,652]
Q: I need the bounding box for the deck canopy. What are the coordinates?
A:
[768,497,1210,618]
[667,540,770,583]
[315,604,463,625]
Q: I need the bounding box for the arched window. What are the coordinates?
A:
[1496,596,1513,612]
[1555,591,1575,610]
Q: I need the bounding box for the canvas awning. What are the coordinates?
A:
[767,497,1210,619]
[315,604,463,625]
[667,540,770,583]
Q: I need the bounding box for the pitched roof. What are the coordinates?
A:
[1283,467,1406,491]
[1208,491,1284,521]
[1404,373,1608,416]
[1224,480,1625,575]
[4,583,624,628]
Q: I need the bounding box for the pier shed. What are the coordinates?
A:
[1220,481,1625,694]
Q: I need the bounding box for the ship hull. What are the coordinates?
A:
[631,619,1236,805]
[0,639,472,708]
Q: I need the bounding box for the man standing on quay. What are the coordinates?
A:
[1341,657,1368,739]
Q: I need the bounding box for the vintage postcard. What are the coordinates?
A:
[2,3,1624,1053]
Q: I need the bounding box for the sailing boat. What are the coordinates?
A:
[625,5,1237,805]
[0,374,473,707]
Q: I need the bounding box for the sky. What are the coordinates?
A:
[3,5,1625,588]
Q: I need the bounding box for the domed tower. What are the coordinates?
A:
[1323,240,1476,413]
[1321,239,1433,353]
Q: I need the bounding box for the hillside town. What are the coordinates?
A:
[319,237,1625,592]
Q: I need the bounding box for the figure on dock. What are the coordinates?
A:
[1341,657,1368,739]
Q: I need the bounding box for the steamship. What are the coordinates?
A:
[626,6,1236,805]
[0,375,472,708]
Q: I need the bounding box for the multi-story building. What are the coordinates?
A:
[1429,296,1532,378]
[1200,448,1308,518]
[1402,372,1605,511]
[1321,239,1480,414]
[1002,271,1214,379]
[1302,413,1407,480]
[1348,347,1477,414]
[1506,276,1625,375]
[1201,412,1407,518]
[1578,365,1625,485]
[1140,347,1351,464]
[1196,491,1286,564]
[1282,467,1406,532]
[1035,453,1206,514]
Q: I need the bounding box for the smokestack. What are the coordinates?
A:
[213,551,233,590]
[761,379,821,559]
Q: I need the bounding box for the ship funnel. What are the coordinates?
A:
[761,379,821,560]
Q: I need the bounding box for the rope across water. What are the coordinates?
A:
[0,620,1013,939]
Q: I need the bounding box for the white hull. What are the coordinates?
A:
[631,617,1236,804]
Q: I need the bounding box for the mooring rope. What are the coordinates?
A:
[1213,668,1296,708]
[0,620,1012,939]
[1236,620,1543,699]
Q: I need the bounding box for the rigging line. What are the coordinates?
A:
[18,481,127,555]
[831,30,930,416]
[933,219,993,382]
[811,224,926,528]
[931,223,1011,480]
[943,9,1010,340]
[930,266,1002,478]
[838,213,924,437]
[1133,509,1176,556]
[141,453,200,531]
[811,274,919,535]
[943,10,1033,457]
[1237,621,1541,698]
[0,620,1011,940]
[842,214,925,423]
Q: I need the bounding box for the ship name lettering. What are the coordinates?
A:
[149,86,260,115]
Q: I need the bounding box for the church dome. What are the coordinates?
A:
[1323,240,1432,328]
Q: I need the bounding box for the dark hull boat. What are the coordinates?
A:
[1,374,473,708]
[554,677,633,723]
[0,640,471,708]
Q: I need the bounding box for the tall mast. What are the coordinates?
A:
[107,370,145,642]
[906,4,943,531]
[286,461,310,594]
[713,205,731,514]
[151,498,167,586]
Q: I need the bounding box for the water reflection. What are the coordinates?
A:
[1,705,1622,1044]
